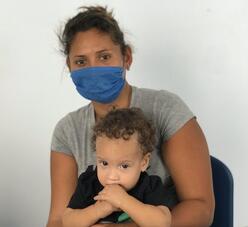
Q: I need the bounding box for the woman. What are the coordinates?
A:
[47,6,215,227]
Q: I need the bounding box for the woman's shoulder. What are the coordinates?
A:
[132,86,190,118]
[54,103,92,128]
[132,86,194,141]
[133,85,178,96]
[132,86,183,107]
[66,103,92,121]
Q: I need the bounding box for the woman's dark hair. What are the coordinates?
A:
[58,6,129,56]
[92,108,156,155]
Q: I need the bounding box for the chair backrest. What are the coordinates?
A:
[210,156,234,227]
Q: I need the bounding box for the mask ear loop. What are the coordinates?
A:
[122,61,128,79]
[122,68,126,80]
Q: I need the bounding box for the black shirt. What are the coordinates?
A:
[68,165,171,223]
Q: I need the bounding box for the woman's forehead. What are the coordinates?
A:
[69,29,120,55]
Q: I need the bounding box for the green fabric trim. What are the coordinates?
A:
[117,212,131,223]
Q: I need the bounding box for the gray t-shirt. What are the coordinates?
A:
[51,86,194,184]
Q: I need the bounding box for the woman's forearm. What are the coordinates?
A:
[171,199,214,227]
[46,218,63,227]
[62,205,102,227]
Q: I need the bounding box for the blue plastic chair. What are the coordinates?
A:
[210,156,234,227]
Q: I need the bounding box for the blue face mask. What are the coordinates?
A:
[71,66,125,104]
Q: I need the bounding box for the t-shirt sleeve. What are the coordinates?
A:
[157,91,195,142]
[50,115,73,156]
[144,175,174,209]
[67,179,87,209]
[68,166,97,209]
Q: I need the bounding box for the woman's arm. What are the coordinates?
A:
[162,118,215,227]
[46,151,78,227]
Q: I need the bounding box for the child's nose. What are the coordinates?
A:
[107,169,120,183]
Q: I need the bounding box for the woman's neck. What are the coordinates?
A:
[93,82,132,121]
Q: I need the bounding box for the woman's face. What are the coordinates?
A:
[67,28,132,71]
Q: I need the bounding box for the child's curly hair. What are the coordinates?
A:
[92,107,156,155]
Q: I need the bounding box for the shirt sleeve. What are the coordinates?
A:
[157,91,195,142]
[67,179,87,209]
[50,115,73,156]
[144,175,175,209]
[68,166,99,209]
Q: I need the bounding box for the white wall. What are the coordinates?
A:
[1,0,247,226]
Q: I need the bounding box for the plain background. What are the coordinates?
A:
[1,0,247,226]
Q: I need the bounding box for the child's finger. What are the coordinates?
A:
[94,195,105,200]
[93,195,100,200]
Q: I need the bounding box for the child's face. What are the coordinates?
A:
[96,133,150,191]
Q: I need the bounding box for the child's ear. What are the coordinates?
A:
[141,153,151,172]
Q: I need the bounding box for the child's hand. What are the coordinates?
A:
[94,200,118,218]
[94,184,128,209]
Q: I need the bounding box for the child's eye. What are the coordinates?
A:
[102,161,108,166]
[121,164,129,169]
[99,160,108,166]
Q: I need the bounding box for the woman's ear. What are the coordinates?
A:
[141,153,151,172]
[66,57,71,72]
[124,46,132,71]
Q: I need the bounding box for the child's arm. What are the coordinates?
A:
[120,195,171,227]
[62,200,116,227]
[94,184,171,227]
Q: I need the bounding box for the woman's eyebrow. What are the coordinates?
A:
[96,49,111,54]
[73,49,111,58]
[73,54,86,58]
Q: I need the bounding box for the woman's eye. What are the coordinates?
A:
[99,54,111,61]
[75,59,86,66]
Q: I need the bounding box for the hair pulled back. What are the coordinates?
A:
[59,6,129,56]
